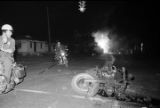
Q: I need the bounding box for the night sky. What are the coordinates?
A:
[0,1,159,48]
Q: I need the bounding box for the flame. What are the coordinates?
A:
[92,32,111,54]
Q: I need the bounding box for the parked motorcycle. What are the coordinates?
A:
[0,61,26,94]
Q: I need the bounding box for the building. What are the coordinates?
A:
[16,39,54,56]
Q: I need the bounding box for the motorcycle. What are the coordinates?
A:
[71,65,152,106]
[0,61,26,94]
[55,49,68,67]
[71,65,129,96]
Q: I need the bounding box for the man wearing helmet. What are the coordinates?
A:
[0,24,15,83]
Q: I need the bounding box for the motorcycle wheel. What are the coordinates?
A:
[0,75,7,94]
[59,58,62,65]
[3,80,15,94]
[71,73,99,97]
[64,59,68,67]
[16,78,23,85]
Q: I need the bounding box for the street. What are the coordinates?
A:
[0,55,160,108]
[0,1,159,108]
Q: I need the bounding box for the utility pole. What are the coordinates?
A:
[46,6,51,53]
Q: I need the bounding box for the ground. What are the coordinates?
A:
[0,54,160,108]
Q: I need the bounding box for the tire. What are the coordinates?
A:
[59,57,62,65]
[0,75,7,94]
[87,81,99,97]
[64,58,68,67]
[16,78,24,85]
[71,73,99,97]
[3,81,15,94]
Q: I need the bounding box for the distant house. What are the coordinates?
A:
[16,39,54,56]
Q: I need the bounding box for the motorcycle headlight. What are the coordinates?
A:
[61,52,65,56]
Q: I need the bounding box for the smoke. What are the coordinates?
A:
[91,30,116,66]
[92,31,112,54]
[91,28,131,66]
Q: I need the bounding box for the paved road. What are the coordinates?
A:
[0,55,159,108]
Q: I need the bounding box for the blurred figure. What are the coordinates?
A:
[54,41,68,67]
[55,41,67,57]
[0,24,15,83]
[55,42,63,53]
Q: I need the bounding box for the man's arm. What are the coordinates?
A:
[1,39,15,53]
[1,47,13,53]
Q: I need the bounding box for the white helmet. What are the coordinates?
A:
[1,24,13,31]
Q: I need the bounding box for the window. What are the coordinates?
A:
[30,41,32,48]
[16,42,21,49]
[41,43,43,49]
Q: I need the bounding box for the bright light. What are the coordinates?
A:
[141,42,144,52]
[78,1,86,13]
[79,7,86,13]
[92,32,111,54]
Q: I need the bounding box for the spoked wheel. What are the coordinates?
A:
[71,73,99,97]
[58,57,63,65]
[0,75,7,94]
[3,80,15,94]
[64,58,68,67]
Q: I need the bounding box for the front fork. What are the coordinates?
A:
[59,56,68,66]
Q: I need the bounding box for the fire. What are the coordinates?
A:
[92,32,111,54]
